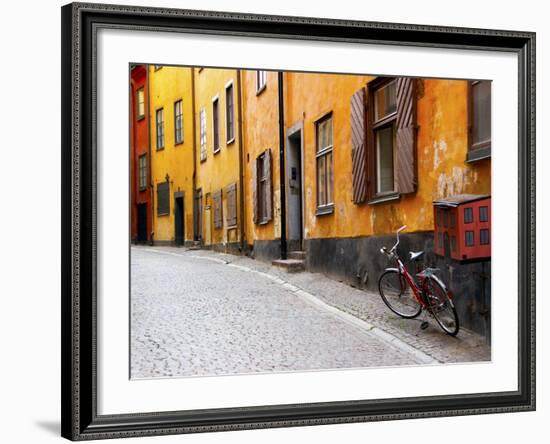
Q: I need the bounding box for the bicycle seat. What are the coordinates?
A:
[409,250,425,261]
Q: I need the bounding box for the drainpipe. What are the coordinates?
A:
[278,71,287,260]
[236,69,246,254]
[146,65,154,245]
[191,68,197,243]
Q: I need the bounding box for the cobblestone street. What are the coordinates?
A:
[131,246,490,379]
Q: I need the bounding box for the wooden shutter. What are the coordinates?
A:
[395,77,417,194]
[226,183,237,227]
[350,87,367,203]
[252,157,259,224]
[213,190,223,229]
[157,181,169,215]
[264,149,272,222]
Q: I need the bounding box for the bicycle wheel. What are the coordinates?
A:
[423,277,459,336]
[378,270,422,319]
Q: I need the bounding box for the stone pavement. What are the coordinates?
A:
[130,246,490,379]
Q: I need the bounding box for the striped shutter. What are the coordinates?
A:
[213,190,223,229]
[350,87,367,203]
[226,183,237,227]
[264,149,272,222]
[395,77,418,194]
[252,158,258,224]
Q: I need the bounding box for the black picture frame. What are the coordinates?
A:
[61,2,535,440]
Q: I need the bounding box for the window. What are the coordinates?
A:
[254,150,272,224]
[450,212,456,228]
[451,236,457,252]
[174,100,183,144]
[256,70,267,93]
[316,115,334,213]
[225,83,235,143]
[480,229,490,245]
[156,108,164,150]
[366,77,417,202]
[199,108,207,161]
[468,80,491,161]
[212,97,220,153]
[136,87,145,120]
[479,206,489,222]
[465,230,475,247]
[154,65,162,71]
[157,181,169,216]
[373,80,397,194]
[464,207,473,224]
[138,155,147,191]
[443,209,449,228]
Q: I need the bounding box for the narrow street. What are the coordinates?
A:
[131,246,490,379]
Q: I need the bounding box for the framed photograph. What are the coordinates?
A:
[61,2,535,440]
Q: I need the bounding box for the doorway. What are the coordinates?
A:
[174,193,184,246]
[286,126,303,251]
[137,203,148,243]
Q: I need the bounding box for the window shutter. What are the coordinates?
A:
[395,77,417,194]
[226,183,237,227]
[350,87,367,203]
[252,158,259,224]
[214,190,223,229]
[265,149,273,222]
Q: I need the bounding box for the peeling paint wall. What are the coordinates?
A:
[284,74,491,239]
[149,66,194,243]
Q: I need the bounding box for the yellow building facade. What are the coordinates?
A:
[193,68,243,251]
[149,66,195,245]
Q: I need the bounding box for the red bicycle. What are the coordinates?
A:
[378,225,459,336]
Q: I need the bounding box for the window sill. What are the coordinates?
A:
[137,115,145,121]
[156,147,165,151]
[315,205,334,216]
[226,137,235,146]
[227,224,238,230]
[466,146,491,163]
[258,218,271,225]
[139,187,147,192]
[256,85,266,96]
[213,147,221,155]
[368,192,400,205]
[157,212,169,217]
[174,141,184,146]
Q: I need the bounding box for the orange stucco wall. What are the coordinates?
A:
[241,70,282,245]
[280,73,491,240]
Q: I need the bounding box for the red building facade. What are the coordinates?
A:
[130,65,152,243]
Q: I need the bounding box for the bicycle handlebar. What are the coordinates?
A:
[381,225,408,258]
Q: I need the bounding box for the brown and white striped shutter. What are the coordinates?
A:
[350,87,367,203]
[395,77,418,194]
[252,158,259,224]
[265,149,273,222]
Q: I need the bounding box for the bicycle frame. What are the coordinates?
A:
[380,226,452,307]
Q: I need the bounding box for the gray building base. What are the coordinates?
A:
[304,232,491,341]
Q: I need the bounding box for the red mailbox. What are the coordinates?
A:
[433,194,491,262]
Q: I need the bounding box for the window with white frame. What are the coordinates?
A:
[156,108,164,150]
[225,83,235,143]
[212,97,220,153]
[316,115,334,212]
[256,70,267,93]
[199,108,207,161]
[174,100,183,144]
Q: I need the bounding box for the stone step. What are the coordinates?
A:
[271,258,305,273]
[288,251,306,260]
